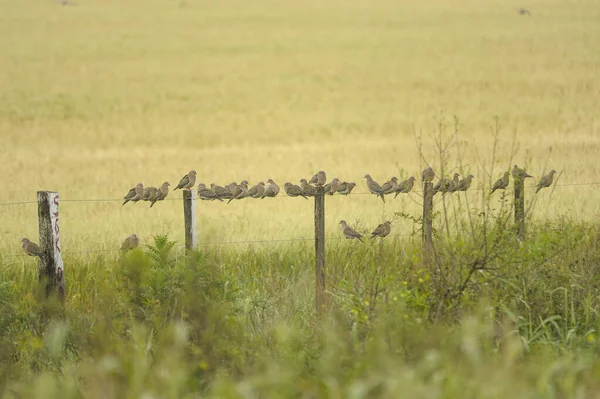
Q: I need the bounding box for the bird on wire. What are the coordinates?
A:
[300,179,317,197]
[228,181,249,203]
[394,176,416,198]
[150,182,170,208]
[261,179,280,199]
[197,183,223,202]
[225,182,239,199]
[339,220,364,243]
[422,166,435,183]
[310,170,327,187]
[21,238,43,257]
[536,170,557,193]
[457,174,475,192]
[448,173,461,194]
[381,177,399,195]
[491,172,510,194]
[248,181,266,198]
[433,177,452,195]
[120,234,140,252]
[337,181,356,195]
[122,183,144,205]
[370,221,392,239]
[324,178,341,195]
[212,183,231,200]
[174,170,197,191]
[143,186,159,202]
[284,182,308,199]
[511,164,533,180]
[364,174,385,203]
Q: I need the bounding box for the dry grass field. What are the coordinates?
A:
[1,0,599,256]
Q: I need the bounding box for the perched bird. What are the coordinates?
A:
[370,221,392,239]
[457,174,475,192]
[248,182,266,198]
[122,183,144,205]
[150,182,170,208]
[212,183,231,200]
[261,179,280,199]
[339,220,364,243]
[120,234,140,252]
[381,177,399,195]
[422,166,435,183]
[337,181,356,195]
[174,170,197,191]
[536,170,557,193]
[448,173,461,193]
[143,186,159,202]
[491,172,510,194]
[284,182,308,199]
[300,179,317,196]
[433,177,452,195]
[394,177,416,198]
[228,181,249,203]
[518,8,531,15]
[511,164,533,180]
[364,174,385,203]
[21,238,43,257]
[310,170,327,187]
[324,178,341,195]
[197,183,224,202]
[225,182,239,199]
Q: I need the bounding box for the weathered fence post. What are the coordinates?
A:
[37,191,65,303]
[183,190,197,251]
[514,177,525,239]
[314,186,326,315]
[422,182,434,263]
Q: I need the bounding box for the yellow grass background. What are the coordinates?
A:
[1,0,599,256]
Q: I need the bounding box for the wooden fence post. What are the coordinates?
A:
[514,177,525,239]
[37,191,65,303]
[422,182,434,263]
[183,190,197,251]
[314,186,326,315]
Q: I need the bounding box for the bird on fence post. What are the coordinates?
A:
[433,177,452,195]
[228,181,249,203]
[370,221,392,239]
[300,179,317,197]
[536,170,557,193]
[21,238,43,257]
[491,172,510,194]
[394,176,416,198]
[284,182,308,199]
[174,170,197,191]
[339,220,364,242]
[422,166,435,183]
[120,234,139,252]
[197,183,224,202]
[324,178,341,195]
[337,181,356,195]
[248,181,266,198]
[511,165,533,180]
[457,174,475,192]
[261,179,280,199]
[381,177,399,195]
[122,183,144,205]
[364,174,385,202]
[310,170,327,187]
[150,182,170,208]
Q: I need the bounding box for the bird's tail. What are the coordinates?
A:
[227,197,234,204]
[122,200,129,206]
[380,194,385,203]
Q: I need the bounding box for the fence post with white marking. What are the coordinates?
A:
[37,191,65,303]
[314,186,326,315]
[183,190,197,251]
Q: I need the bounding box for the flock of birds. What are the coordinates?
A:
[19,165,557,256]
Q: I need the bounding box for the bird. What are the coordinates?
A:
[120,234,139,251]
[518,8,531,15]
[261,179,280,199]
[228,181,249,203]
[364,174,385,203]
[143,186,159,202]
[511,165,533,180]
[212,183,231,200]
[536,170,557,193]
[339,220,363,243]
[433,177,452,195]
[337,182,356,195]
[122,183,144,205]
[394,176,416,198]
[381,177,399,195]
[284,182,308,199]
[457,174,475,192]
[300,179,317,196]
[225,182,239,199]
[21,238,43,257]
[197,183,224,202]
[448,173,461,193]
[174,170,197,191]
[422,166,435,183]
[491,172,510,194]
[248,182,266,198]
[370,221,392,239]
[150,182,170,208]
[324,178,341,195]
[309,170,327,187]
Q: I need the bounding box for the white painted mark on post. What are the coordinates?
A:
[49,192,64,277]
[190,193,197,249]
